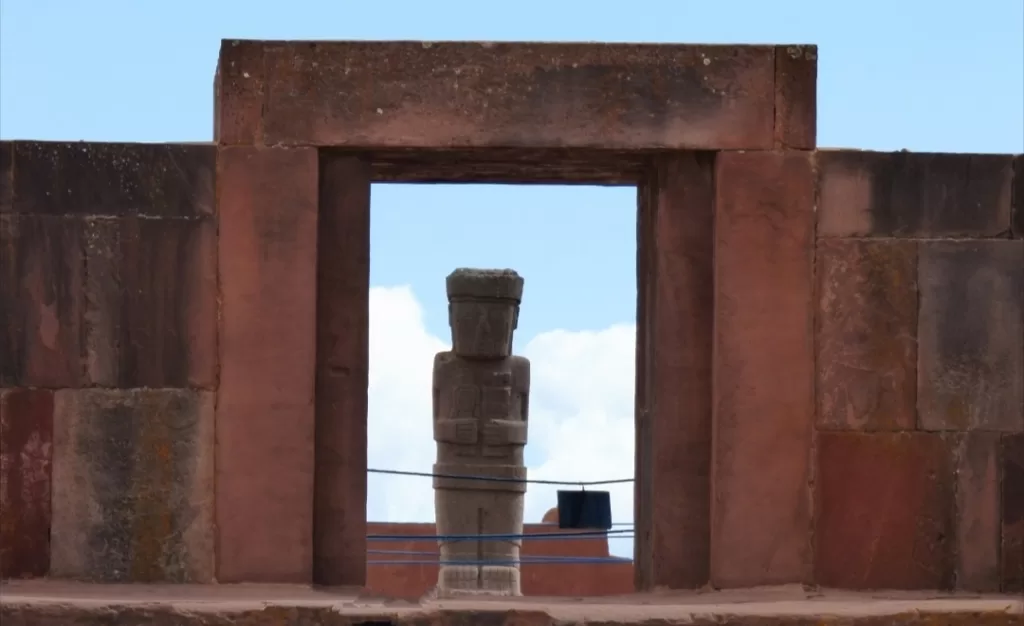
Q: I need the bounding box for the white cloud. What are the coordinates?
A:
[366,285,636,557]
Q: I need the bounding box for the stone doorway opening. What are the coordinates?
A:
[361,182,637,598]
[309,149,716,595]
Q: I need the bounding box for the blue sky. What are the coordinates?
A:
[1,0,1021,341]
[1,1,1022,537]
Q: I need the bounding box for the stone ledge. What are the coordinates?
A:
[1,582,1021,626]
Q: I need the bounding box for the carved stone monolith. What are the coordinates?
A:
[432,268,530,597]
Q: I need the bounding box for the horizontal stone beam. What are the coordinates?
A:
[216,40,816,150]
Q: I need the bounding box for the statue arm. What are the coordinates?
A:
[432,352,448,422]
[432,352,478,443]
[512,355,530,424]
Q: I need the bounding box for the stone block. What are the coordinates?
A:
[918,240,1023,432]
[50,389,214,582]
[1003,434,1024,592]
[774,45,817,149]
[955,432,1001,591]
[1013,155,1023,238]
[0,141,11,211]
[816,432,954,589]
[0,215,85,387]
[635,153,714,590]
[314,155,370,587]
[218,40,778,150]
[83,217,217,388]
[817,151,1014,238]
[214,41,265,145]
[816,239,917,431]
[9,142,214,217]
[216,146,319,583]
[711,151,815,587]
[0,389,53,578]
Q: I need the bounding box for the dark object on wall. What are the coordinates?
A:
[557,490,612,530]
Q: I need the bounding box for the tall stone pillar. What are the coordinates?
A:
[432,269,530,597]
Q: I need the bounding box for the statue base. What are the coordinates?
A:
[437,565,521,597]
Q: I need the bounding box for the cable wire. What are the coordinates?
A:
[368,550,631,563]
[367,529,633,542]
[368,557,631,565]
[369,467,633,486]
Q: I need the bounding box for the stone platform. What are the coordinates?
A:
[1,581,1021,625]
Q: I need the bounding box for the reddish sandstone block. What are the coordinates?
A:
[83,217,217,388]
[314,155,371,587]
[918,241,1023,432]
[216,146,319,583]
[816,432,954,589]
[220,40,777,150]
[955,432,1002,591]
[1003,434,1024,592]
[10,142,214,217]
[49,389,214,582]
[0,389,53,578]
[635,153,714,590]
[0,215,85,387]
[816,240,917,431]
[817,151,1014,238]
[214,41,265,145]
[774,45,817,149]
[711,151,815,587]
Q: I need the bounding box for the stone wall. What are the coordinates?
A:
[1,141,217,581]
[1,139,1021,594]
[811,151,1023,592]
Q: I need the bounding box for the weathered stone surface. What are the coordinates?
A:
[711,151,815,587]
[1,589,1023,626]
[314,155,371,587]
[0,141,12,211]
[817,151,1014,238]
[954,432,1001,591]
[635,153,714,590]
[369,147,648,185]
[815,240,917,431]
[50,389,214,582]
[1013,155,1023,238]
[445,269,524,359]
[773,45,817,149]
[1003,434,1024,592]
[9,142,214,217]
[218,40,779,150]
[0,215,85,387]
[82,217,216,388]
[816,432,954,589]
[433,269,530,597]
[0,389,53,578]
[918,240,1023,432]
[214,41,266,145]
[216,146,319,583]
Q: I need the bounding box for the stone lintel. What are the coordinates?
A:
[216,40,815,151]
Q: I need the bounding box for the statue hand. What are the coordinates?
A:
[434,419,478,444]
[482,420,527,446]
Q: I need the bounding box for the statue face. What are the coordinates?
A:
[448,299,519,358]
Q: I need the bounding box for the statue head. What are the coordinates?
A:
[445,268,524,359]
